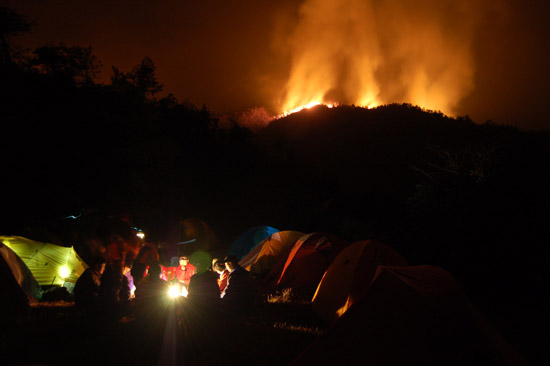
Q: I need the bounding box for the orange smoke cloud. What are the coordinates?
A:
[281,0,480,116]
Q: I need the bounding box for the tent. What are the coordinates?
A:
[266,232,348,300]
[0,242,42,301]
[0,236,88,287]
[1,242,42,303]
[312,239,408,325]
[227,225,280,261]
[292,265,527,365]
[0,244,32,320]
[239,230,305,276]
[165,218,220,260]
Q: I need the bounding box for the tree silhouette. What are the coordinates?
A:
[32,43,102,85]
[111,56,163,100]
[0,6,32,65]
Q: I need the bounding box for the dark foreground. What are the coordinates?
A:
[0,299,324,366]
[1,297,546,365]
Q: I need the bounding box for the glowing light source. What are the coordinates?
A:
[168,284,188,298]
[278,0,476,121]
[136,232,145,239]
[279,102,336,118]
[168,285,180,298]
[59,265,71,278]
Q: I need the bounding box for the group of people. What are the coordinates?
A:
[73,256,136,320]
[184,254,259,315]
[73,252,259,321]
[212,255,258,313]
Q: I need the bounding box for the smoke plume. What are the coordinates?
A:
[281,0,480,116]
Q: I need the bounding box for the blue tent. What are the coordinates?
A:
[227,226,280,260]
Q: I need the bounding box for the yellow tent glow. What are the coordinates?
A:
[0,236,88,286]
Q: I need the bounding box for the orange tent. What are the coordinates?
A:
[292,265,526,365]
[312,240,408,325]
[239,230,305,277]
[266,232,348,301]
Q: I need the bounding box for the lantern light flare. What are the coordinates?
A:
[59,265,71,279]
[168,284,188,298]
[132,226,145,240]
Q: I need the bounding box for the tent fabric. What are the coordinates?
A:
[0,236,88,286]
[227,226,280,261]
[0,245,31,320]
[165,218,220,260]
[292,265,527,365]
[239,230,305,276]
[0,242,42,301]
[267,232,349,300]
[262,233,314,290]
[312,239,408,325]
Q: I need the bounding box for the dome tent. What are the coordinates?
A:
[165,218,220,261]
[239,230,305,277]
[0,236,88,287]
[266,232,348,301]
[227,225,279,261]
[292,265,527,365]
[312,239,408,325]
[0,241,42,304]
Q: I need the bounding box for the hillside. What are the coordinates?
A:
[253,104,550,362]
[2,91,549,362]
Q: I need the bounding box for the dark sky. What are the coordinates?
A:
[3,0,549,130]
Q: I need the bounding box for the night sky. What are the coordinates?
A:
[3,0,549,130]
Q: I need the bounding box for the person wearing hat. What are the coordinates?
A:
[220,255,258,314]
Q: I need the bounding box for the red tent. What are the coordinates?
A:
[265,232,348,301]
[292,265,527,365]
[312,240,408,325]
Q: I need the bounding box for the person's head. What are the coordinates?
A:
[148,262,162,278]
[223,255,239,271]
[213,260,225,274]
[123,259,133,275]
[132,262,147,280]
[179,256,190,266]
[92,256,107,275]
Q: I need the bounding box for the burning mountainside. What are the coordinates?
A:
[278,0,480,118]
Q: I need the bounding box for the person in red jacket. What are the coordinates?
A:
[175,256,195,286]
[213,259,229,293]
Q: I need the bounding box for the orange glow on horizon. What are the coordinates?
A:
[278,0,477,118]
[279,101,336,117]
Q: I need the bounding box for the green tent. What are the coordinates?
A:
[0,236,88,287]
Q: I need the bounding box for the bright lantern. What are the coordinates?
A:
[59,265,71,279]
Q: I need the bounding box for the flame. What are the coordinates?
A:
[279,101,336,117]
[278,0,478,117]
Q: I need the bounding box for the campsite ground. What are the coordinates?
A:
[1,296,546,365]
[0,297,326,366]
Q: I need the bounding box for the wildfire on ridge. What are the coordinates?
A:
[279,100,381,119]
[276,0,478,120]
[279,101,336,118]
